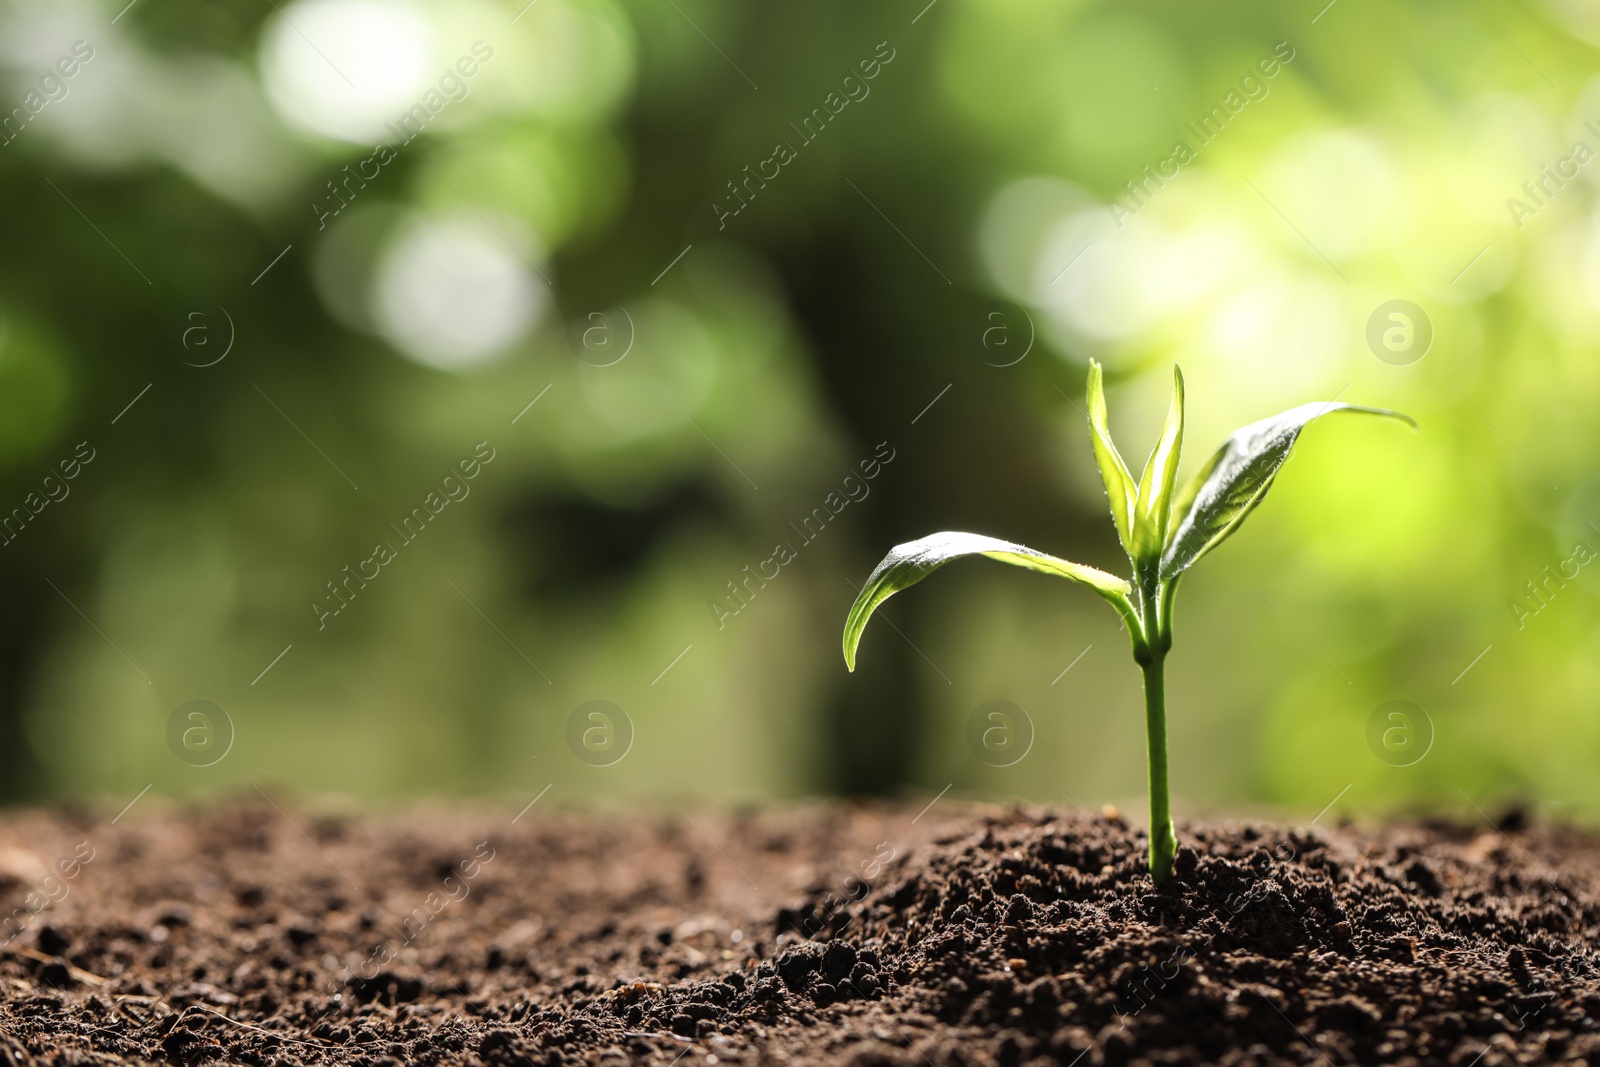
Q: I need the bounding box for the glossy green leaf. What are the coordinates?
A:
[843,531,1132,670]
[1131,366,1185,564]
[1086,360,1137,559]
[1160,401,1416,580]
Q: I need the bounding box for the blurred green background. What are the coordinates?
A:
[1,0,1596,825]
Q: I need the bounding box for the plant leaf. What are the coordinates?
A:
[1086,361,1137,559]
[1131,365,1185,564]
[843,532,1131,670]
[1160,401,1416,580]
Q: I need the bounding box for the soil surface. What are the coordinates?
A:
[0,799,1596,1065]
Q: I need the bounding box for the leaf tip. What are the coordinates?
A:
[1087,358,1107,391]
[1358,405,1419,432]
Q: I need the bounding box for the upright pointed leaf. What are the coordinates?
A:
[843,531,1132,670]
[1131,366,1185,563]
[1160,402,1416,580]
[1086,361,1137,558]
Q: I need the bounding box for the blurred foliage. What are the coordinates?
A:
[0,0,1597,826]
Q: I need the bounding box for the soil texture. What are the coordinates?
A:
[0,800,1595,1065]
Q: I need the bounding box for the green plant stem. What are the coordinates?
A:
[1137,576,1177,884]
[1140,647,1176,883]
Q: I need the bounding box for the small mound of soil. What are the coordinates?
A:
[0,802,1595,1065]
[823,813,1600,1065]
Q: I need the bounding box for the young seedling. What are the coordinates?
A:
[842,363,1415,882]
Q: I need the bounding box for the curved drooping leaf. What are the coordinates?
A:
[1160,402,1416,580]
[843,532,1132,670]
[1086,361,1137,560]
[1130,366,1185,565]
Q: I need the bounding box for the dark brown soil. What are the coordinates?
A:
[0,800,1596,1065]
